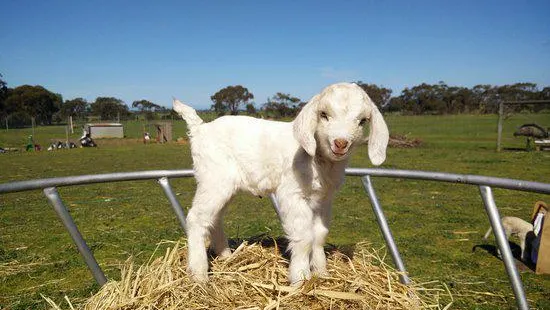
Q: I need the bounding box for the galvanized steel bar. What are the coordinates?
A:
[0,170,195,194]
[43,187,108,286]
[362,176,411,285]
[2,168,549,195]
[158,177,187,232]
[345,168,550,194]
[479,186,529,310]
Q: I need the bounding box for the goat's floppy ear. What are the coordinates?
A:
[293,94,320,157]
[366,97,389,166]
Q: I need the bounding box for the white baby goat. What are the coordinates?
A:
[173,82,389,285]
[483,216,534,261]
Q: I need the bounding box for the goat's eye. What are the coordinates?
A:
[359,118,367,126]
[320,111,329,120]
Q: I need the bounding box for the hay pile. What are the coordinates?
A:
[45,240,452,309]
[389,134,423,148]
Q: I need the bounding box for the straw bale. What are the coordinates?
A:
[45,239,452,309]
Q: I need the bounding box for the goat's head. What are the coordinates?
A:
[293,83,389,165]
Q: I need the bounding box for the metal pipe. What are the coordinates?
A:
[43,187,107,286]
[2,168,549,195]
[361,176,411,285]
[0,170,195,194]
[346,168,550,195]
[479,186,529,310]
[158,177,187,232]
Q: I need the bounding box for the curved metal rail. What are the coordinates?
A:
[2,168,549,310]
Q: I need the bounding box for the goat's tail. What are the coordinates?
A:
[483,226,492,241]
[173,98,204,131]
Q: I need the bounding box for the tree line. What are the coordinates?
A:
[0,75,174,127]
[387,82,550,115]
[0,73,548,128]
[209,81,550,118]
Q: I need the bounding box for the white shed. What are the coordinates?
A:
[86,123,124,138]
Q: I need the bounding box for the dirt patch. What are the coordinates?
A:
[389,134,423,148]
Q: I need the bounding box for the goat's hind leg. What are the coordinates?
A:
[210,209,231,259]
[186,183,234,282]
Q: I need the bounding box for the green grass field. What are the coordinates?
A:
[1,113,550,309]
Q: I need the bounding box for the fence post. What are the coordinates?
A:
[43,187,107,286]
[497,100,504,152]
[479,186,528,310]
[361,176,411,284]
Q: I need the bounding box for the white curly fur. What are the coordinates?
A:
[173,82,389,284]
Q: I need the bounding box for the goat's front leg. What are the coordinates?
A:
[278,195,315,285]
[310,203,331,277]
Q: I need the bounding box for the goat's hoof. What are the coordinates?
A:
[187,267,209,283]
[289,279,305,287]
[288,271,311,287]
[313,269,330,278]
[217,248,232,260]
[189,272,209,283]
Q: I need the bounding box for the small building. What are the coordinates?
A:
[86,123,124,138]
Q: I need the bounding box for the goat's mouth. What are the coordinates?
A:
[331,148,348,157]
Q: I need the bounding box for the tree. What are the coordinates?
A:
[132,99,161,112]
[0,74,8,119]
[59,98,89,120]
[392,82,476,115]
[471,84,496,113]
[210,85,254,115]
[0,74,7,101]
[263,93,303,118]
[132,99,162,120]
[245,103,257,115]
[354,82,393,110]
[90,97,130,120]
[2,85,62,125]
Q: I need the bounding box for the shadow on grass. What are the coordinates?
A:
[472,241,536,272]
[502,147,529,152]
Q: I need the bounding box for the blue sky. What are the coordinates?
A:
[1,1,549,110]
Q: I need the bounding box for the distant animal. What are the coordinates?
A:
[173,82,389,285]
[47,141,77,151]
[484,216,534,261]
[0,147,19,153]
[79,134,97,147]
[513,123,549,139]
